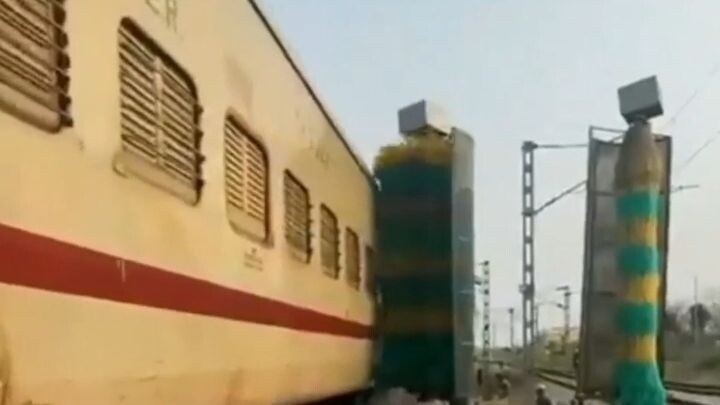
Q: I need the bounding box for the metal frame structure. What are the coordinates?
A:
[520,141,536,367]
[451,128,477,401]
[480,261,491,361]
[520,140,585,367]
[474,261,491,362]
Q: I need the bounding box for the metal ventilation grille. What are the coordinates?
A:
[0,0,71,131]
[345,228,360,288]
[320,205,339,277]
[117,20,203,204]
[225,118,268,240]
[283,171,310,259]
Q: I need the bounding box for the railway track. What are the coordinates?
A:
[535,367,720,404]
[666,381,720,397]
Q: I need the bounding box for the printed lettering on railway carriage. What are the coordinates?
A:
[145,0,179,31]
[300,137,331,168]
[244,248,264,271]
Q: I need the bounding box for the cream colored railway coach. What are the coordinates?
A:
[0,0,377,404]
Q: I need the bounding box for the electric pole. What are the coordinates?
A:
[509,307,515,350]
[521,141,536,368]
[520,140,585,368]
[480,261,491,361]
[557,286,572,353]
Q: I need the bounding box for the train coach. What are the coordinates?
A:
[0,0,376,403]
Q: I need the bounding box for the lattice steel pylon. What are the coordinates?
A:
[479,261,491,361]
[519,139,595,368]
[521,141,536,368]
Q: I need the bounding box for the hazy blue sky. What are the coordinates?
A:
[260,0,720,342]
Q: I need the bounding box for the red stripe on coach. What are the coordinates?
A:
[0,222,371,339]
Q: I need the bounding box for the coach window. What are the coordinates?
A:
[0,0,71,131]
[114,19,204,205]
[284,171,311,262]
[320,205,340,278]
[345,228,360,289]
[224,116,269,242]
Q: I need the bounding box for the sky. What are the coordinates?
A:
[260,0,720,344]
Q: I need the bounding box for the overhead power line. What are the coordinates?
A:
[677,134,719,173]
[661,60,720,131]
[540,129,715,208]
[538,57,720,208]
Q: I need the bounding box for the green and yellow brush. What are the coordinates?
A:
[613,120,666,405]
[373,133,456,399]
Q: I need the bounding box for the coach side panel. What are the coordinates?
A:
[0,0,373,403]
